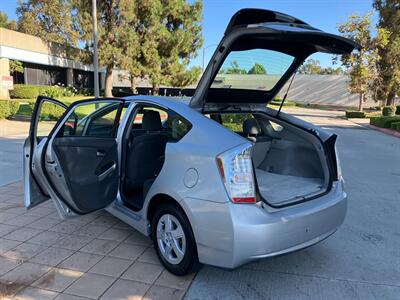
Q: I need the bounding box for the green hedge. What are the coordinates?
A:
[396,105,400,115]
[10,84,76,99]
[345,111,366,118]
[40,102,66,120]
[0,100,20,119]
[9,85,40,99]
[370,116,400,128]
[390,122,400,131]
[382,106,396,117]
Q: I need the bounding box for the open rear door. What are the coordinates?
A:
[25,98,125,218]
[24,96,68,209]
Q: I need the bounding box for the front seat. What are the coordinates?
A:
[125,110,168,210]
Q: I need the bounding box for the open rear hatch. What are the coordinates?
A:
[189,8,360,111]
[194,9,352,207]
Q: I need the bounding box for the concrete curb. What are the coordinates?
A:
[369,125,400,138]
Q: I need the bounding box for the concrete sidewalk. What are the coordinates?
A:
[0,181,194,299]
[0,119,29,186]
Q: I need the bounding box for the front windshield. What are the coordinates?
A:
[210,49,295,91]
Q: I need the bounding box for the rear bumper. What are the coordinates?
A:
[186,181,347,269]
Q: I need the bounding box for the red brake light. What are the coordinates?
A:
[216,144,256,204]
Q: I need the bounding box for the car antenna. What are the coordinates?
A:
[277,71,297,117]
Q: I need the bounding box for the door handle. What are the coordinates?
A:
[96,150,105,157]
[97,163,116,181]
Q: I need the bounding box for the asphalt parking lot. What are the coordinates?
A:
[0,108,399,299]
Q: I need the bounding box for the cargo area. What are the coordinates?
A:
[209,112,329,207]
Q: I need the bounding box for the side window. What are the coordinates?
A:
[130,105,192,142]
[269,121,283,132]
[36,101,67,138]
[220,113,253,133]
[132,106,167,126]
[61,102,122,138]
[164,110,192,142]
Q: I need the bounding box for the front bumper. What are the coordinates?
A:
[185,181,347,269]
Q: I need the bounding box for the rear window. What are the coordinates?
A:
[211,49,295,91]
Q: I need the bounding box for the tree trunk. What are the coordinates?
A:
[130,75,137,95]
[152,83,160,95]
[386,90,396,106]
[104,65,113,97]
[358,93,364,111]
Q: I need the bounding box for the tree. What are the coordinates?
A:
[248,63,267,74]
[118,1,160,94]
[298,58,344,75]
[16,0,78,47]
[72,0,140,97]
[0,11,17,30]
[337,13,383,111]
[373,0,400,106]
[146,0,203,94]
[9,60,24,74]
[221,61,247,74]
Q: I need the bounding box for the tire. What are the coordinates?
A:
[151,203,200,275]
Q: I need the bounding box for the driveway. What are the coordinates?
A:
[0,108,399,299]
[0,120,29,186]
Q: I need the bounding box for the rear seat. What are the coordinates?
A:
[243,118,272,167]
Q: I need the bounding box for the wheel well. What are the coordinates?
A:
[147,194,183,223]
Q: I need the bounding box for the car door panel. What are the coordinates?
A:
[39,99,125,217]
[24,97,125,219]
[24,97,68,209]
[47,137,119,213]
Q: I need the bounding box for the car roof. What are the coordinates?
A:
[123,95,200,118]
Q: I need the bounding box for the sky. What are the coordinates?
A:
[1,0,376,67]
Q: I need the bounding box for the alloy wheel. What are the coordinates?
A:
[156,214,186,265]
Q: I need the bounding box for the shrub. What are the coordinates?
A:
[10,84,79,100]
[38,86,63,98]
[396,105,400,115]
[0,100,20,119]
[8,100,20,116]
[39,102,66,120]
[345,111,366,118]
[10,84,40,99]
[370,116,400,128]
[390,122,400,131]
[382,106,396,116]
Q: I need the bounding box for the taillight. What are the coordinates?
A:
[216,144,256,204]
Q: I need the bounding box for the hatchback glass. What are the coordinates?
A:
[211,49,295,91]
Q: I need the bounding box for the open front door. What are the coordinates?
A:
[25,98,125,218]
[44,99,125,218]
[24,96,68,209]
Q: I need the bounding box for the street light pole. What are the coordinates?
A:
[92,0,99,98]
[202,44,218,73]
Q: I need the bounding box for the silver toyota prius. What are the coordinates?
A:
[23,9,359,275]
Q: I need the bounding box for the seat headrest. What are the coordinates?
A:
[243,118,261,137]
[142,110,162,131]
